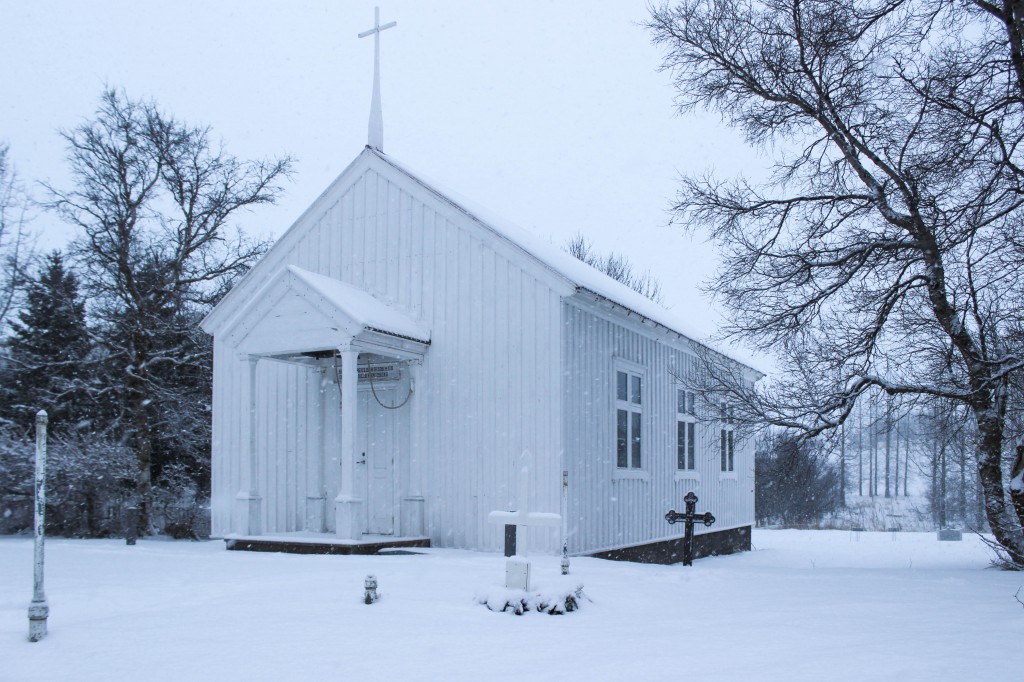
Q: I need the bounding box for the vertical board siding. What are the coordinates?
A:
[561,299,755,555]
[213,165,563,553]
[209,340,232,536]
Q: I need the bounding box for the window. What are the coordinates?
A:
[720,401,735,472]
[677,388,696,470]
[616,369,642,468]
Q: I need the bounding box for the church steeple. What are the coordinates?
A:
[358,7,397,152]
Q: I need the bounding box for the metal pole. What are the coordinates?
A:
[560,470,570,575]
[28,410,49,642]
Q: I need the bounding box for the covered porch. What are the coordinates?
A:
[225,265,430,542]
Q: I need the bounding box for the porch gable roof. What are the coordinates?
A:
[223,265,430,357]
[286,266,430,344]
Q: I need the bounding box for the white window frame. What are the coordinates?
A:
[675,387,699,481]
[719,401,737,478]
[614,362,644,471]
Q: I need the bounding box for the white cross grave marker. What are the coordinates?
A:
[487,451,561,591]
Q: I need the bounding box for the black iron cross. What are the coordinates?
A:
[665,491,715,566]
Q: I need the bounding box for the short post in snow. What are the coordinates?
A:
[665,491,715,567]
[28,410,49,642]
[364,574,378,604]
[124,504,139,545]
[560,469,570,575]
[487,451,561,591]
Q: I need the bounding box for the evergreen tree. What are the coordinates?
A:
[0,252,134,537]
[3,251,91,433]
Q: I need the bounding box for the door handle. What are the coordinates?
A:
[357,453,366,465]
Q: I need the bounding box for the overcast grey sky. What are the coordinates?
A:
[0,0,764,340]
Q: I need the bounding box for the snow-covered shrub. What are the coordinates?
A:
[151,461,209,539]
[45,433,135,537]
[0,428,134,536]
[477,585,588,615]
[0,426,34,533]
[756,433,840,527]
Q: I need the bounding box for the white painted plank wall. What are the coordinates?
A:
[561,298,755,555]
[212,165,564,552]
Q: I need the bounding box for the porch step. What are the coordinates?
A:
[224,533,430,555]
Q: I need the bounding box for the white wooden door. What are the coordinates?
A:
[359,389,396,535]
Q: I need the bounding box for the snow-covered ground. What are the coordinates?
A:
[1,530,1019,681]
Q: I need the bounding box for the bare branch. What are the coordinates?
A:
[647,0,1024,561]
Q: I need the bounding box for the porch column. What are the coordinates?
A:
[402,360,425,536]
[304,367,327,532]
[335,347,362,539]
[235,356,262,535]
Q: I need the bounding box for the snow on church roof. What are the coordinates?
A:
[287,265,430,344]
[370,149,762,373]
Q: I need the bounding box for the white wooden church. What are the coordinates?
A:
[201,10,760,562]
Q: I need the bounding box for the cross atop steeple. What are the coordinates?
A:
[358,6,397,152]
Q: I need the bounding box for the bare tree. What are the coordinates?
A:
[565,233,664,302]
[648,0,1024,564]
[47,89,293,533]
[0,143,34,331]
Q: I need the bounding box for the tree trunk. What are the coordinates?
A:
[958,444,967,526]
[974,413,1024,565]
[839,422,846,507]
[931,409,940,527]
[870,399,877,497]
[884,408,891,498]
[1010,442,1024,535]
[939,433,947,529]
[904,421,909,497]
[894,418,900,498]
[127,334,154,537]
[858,405,863,496]
[975,467,986,532]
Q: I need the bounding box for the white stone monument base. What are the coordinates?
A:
[505,557,531,591]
